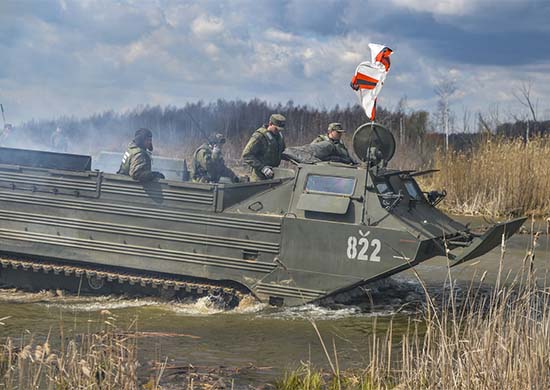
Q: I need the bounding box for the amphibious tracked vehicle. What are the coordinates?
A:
[0,123,525,307]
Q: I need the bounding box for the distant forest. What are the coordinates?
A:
[14,99,550,169]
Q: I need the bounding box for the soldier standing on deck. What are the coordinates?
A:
[191,133,238,183]
[241,114,286,181]
[117,128,165,182]
[50,127,69,152]
[311,122,355,164]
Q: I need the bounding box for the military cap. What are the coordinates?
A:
[134,128,152,143]
[328,123,345,132]
[269,114,286,131]
[212,133,226,144]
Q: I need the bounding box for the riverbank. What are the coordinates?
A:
[1,233,549,389]
[2,264,548,389]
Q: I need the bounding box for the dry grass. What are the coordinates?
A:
[278,236,550,389]
[0,312,164,390]
[420,136,550,217]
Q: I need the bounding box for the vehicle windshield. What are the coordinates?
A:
[305,175,355,195]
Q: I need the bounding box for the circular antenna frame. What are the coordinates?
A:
[351,122,396,164]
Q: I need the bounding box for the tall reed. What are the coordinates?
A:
[421,136,550,216]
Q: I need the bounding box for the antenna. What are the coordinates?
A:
[184,109,212,143]
[0,104,6,128]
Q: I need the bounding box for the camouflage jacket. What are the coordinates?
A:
[0,130,13,147]
[242,127,285,180]
[50,133,68,152]
[191,143,236,183]
[311,134,354,164]
[117,141,156,182]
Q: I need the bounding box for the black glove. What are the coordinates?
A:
[232,176,240,183]
[261,166,274,179]
[153,171,165,180]
[350,81,359,91]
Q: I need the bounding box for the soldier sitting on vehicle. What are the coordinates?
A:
[191,133,238,183]
[242,113,286,181]
[311,122,355,164]
[117,128,165,182]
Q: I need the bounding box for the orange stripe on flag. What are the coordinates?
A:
[359,84,375,90]
[375,48,392,71]
[356,73,379,84]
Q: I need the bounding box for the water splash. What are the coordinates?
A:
[260,304,361,321]
[45,296,163,312]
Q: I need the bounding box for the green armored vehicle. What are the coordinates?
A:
[0,124,525,307]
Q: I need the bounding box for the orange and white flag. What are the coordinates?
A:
[351,43,393,120]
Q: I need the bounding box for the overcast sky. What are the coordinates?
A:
[1,0,549,126]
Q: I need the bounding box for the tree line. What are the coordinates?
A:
[14,98,545,170]
[16,99,430,164]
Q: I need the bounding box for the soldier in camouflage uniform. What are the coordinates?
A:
[117,128,165,182]
[311,122,355,164]
[50,127,69,152]
[191,133,238,183]
[242,114,286,181]
[0,124,13,147]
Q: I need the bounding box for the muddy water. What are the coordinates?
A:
[0,227,549,388]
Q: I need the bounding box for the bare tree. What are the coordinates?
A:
[434,78,457,151]
[513,80,538,123]
[512,80,538,141]
[462,106,472,133]
[396,96,408,145]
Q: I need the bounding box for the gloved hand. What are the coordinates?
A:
[232,176,240,183]
[212,145,221,159]
[153,171,165,180]
[350,81,359,91]
[261,166,274,179]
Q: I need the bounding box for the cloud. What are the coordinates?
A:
[0,0,549,126]
[191,15,224,37]
[391,0,475,16]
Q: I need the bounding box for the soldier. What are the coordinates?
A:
[311,122,355,164]
[117,128,165,182]
[0,124,13,147]
[242,113,286,181]
[50,127,69,152]
[191,133,238,183]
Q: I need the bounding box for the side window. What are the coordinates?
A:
[374,180,393,194]
[305,175,356,196]
[403,180,422,200]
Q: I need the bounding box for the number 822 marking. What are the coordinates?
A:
[347,235,381,262]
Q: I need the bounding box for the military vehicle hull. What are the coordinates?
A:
[0,143,525,307]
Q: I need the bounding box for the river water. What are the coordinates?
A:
[1,223,549,388]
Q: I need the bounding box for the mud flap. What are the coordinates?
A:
[449,217,527,267]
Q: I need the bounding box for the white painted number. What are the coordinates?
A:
[357,237,369,260]
[370,239,381,262]
[346,231,382,262]
[347,236,358,259]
